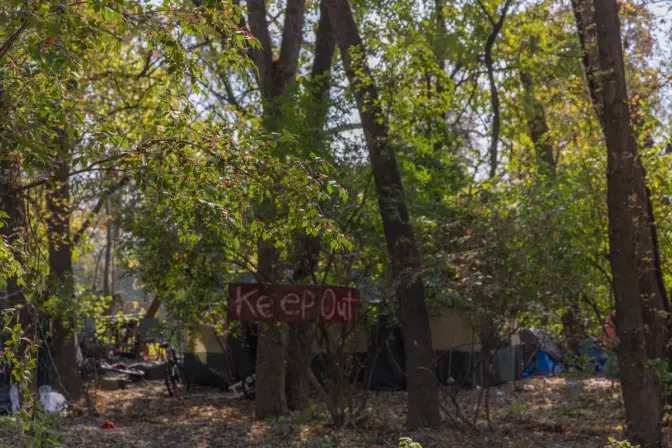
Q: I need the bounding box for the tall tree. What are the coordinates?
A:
[286,0,337,411]
[572,0,669,445]
[323,0,441,428]
[45,132,82,400]
[246,0,307,418]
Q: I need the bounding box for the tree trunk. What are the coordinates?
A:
[286,321,312,411]
[45,137,82,401]
[246,0,307,418]
[103,206,112,292]
[573,0,669,445]
[285,0,336,411]
[519,72,555,171]
[481,0,513,179]
[146,296,161,318]
[571,0,605,129]
[324,0,441,428]
[254,241,287,418]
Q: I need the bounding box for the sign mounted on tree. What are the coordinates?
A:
[228,284,360,324]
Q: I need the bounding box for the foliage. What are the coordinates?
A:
[0,0,671,442]
[399,437,423,448]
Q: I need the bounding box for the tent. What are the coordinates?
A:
[184,322,257,388]
[185,307,522,391]
[360,315,407,391]
[182,270,520,390]
[519,328,563,376]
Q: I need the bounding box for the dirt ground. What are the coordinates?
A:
[13,376,631,447]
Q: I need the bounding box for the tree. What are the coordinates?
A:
[245,0,308,418]
[573,0,669,445]
[45,131,82,400]
[323,0,441,428]
[286,0,337,412]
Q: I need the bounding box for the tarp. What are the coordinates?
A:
[363,317,406,391]
[519,328,563,366]
[579,338,609,373]
[603,313,616,339]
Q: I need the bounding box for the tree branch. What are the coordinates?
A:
[484,0,513,179]
[247,0,275,100]
[325,123,363,135]
[1,157,116,198]
[73,176,129,246]
[475,0,496,26]
[275,0,307,90]
[0,20,29,61]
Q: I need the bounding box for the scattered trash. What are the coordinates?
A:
[38,385,67,416]
[496,390,504,397]
[73,424,98,430]
[99,362,145,378]
[100,419,116,429]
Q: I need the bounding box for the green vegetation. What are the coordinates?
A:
[1,0,671,446]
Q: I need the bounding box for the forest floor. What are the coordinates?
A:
[3,376,632,447]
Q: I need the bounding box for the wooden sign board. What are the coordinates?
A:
[228,284,360,324]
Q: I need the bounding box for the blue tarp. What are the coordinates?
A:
[523,350,561,377]
[579,338,609,373]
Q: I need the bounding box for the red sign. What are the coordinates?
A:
[228,284,360,324]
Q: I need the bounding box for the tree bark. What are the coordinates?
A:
[103,203,112,295]
[285,0,336,411]
[324,0,441,428]
[479,0,513,179]
[519,72,555,171]
[45,135,82,401]
[254,242,287,418]
[571,0,605,129]
[573,0,669,445]
[246,0,307,418]
[146,296,161,318]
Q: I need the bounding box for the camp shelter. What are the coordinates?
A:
[184,322,257,388]
[519,328,563,377]
[331,306,522,390]
[183,304,523,391]
[182,271,522,390]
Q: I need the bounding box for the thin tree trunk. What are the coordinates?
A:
[45,134,82,401]
[479,0,513,179]
[573,0,669,445]
[103,203,112,298]
[146,296,162,318]
[324,0,441,428]
[519,72,555,171]
[571,0,605,129]
[255,242,287,418]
